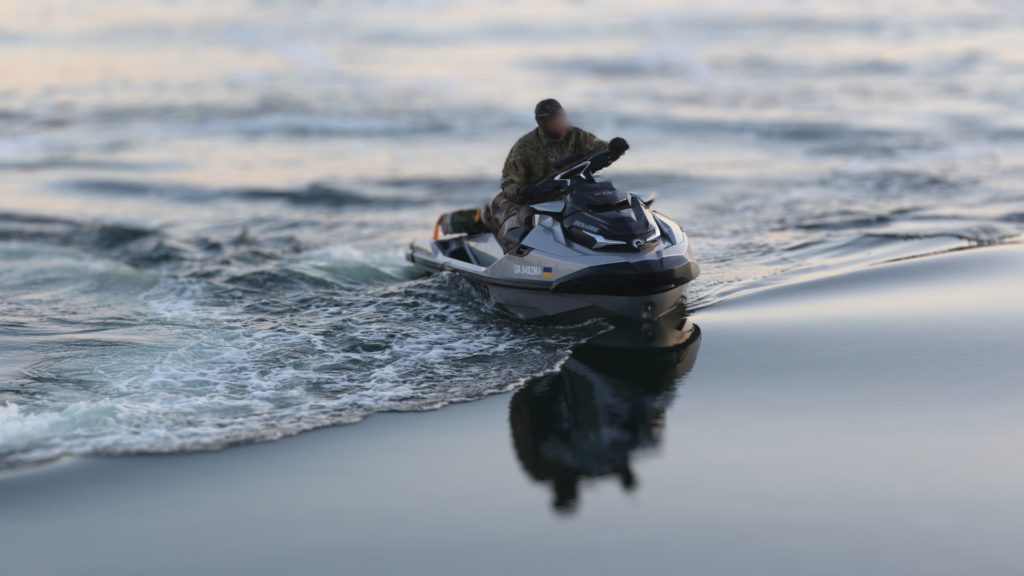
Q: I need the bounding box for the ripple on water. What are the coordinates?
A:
[0,239,605,469]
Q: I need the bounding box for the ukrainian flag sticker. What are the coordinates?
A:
[542,266,553,278]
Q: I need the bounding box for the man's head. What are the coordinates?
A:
[535,98,570,139]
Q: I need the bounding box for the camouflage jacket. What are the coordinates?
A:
[500,126,607,205]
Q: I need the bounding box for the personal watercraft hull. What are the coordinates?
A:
[485,282,689,321]
[406,231,699,321]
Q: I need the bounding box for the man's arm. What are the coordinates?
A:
[500,142,532,204]
[576,128,628,164]
[575,128,608,156]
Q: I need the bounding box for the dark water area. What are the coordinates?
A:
[1,0,1023,510]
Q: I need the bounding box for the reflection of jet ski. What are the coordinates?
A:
[509,319,701,513]
[406,150,700,320]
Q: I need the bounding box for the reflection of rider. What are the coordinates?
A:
[488,99,630,247]
[509,322,700,513]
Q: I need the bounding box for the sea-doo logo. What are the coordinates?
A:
[632,238,645,249]
[574,222,599,233]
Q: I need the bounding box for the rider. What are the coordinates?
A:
[487,99,629,246]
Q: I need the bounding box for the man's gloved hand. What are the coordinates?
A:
[608,137,630,161]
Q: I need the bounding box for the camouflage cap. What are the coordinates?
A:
[534,98,564,122]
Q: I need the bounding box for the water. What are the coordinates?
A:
[1,0,1022,470]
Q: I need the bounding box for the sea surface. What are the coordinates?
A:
[1,0,1023,471]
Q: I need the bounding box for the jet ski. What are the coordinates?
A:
[406,149,700,320]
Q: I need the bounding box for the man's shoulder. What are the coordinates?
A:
[569,126,597,140]
[512,128,542,151]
